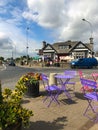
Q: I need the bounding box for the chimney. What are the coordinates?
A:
[42,41,46,48]
[89,37,93,44]
[89,37,94,51]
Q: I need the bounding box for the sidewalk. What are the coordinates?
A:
[89,124,98,130]
[0,64,6,70]
[0,65,3,71]
[1,64,98,130]
[22,82,98,130]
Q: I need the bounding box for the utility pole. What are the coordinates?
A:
[26,27,29,64]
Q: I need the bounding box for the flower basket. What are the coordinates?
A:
[25,81,39,97]
[17,72,42,98]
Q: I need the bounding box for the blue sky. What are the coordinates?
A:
[0,0,98,59]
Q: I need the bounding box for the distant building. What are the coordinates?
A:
[38,38,94,62]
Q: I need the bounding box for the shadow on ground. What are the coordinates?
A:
[22,116,67,130]
[60,98,77,105]
[75,92,86,100]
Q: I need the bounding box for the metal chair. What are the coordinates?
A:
[78,70,93,79]
[92,72,98,82]
[55,74,73,99]
[78,70,93,93]
[64,70,77,91]
[78,70,84,78]
[80,78,98,122]
[41,74,62,107]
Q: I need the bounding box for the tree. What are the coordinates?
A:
[0,56,4,61]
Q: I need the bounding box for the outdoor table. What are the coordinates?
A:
[55,74,74,99]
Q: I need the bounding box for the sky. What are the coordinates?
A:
[0,0,98,59]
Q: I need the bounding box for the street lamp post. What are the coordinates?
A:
[26,27,29,64]
[82,18,94,56]
[82,18,93,38]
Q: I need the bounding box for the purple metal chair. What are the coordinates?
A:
[80,78,98,122]
[64,70,77,91]
[41,74,62,107]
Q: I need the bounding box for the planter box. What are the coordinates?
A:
[25,82,39,97]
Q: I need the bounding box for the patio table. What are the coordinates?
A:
[55,74,74,99]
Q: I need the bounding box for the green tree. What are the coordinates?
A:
[0,57,4,61]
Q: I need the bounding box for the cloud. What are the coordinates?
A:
[23,0,98,48]
[0,20,42,58]
[1,0,98,58]
[23,0,68,28]
[0,35,13,49]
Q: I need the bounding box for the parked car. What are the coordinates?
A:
[8,62,16,66]
[70,57,98,69]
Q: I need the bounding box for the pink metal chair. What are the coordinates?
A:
[92,72,98,82]
[78,70,83,78]
[41,73,62,107]
[78,70,93,93]
[80,78,98,122]
[78,70,93,79]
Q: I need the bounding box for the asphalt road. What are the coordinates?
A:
[0,65,98,89]
[0,65,67,89]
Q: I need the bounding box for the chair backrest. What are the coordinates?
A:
[78,70,83,78]
[41,73,49,88]
[64,70,77,76]
[78,70,93,80]
[80,78,97,94]
[91,72,98,82]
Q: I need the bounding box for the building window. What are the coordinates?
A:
[73,52,85,59]
[59,45,69,49]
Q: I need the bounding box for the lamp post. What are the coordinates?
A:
[82,18,94,56]
[26,27,29,64]
[82,18,93,38]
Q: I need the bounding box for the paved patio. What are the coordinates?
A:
[0,65,98,130]
[22,81,98,130]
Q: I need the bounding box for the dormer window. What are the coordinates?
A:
[59,45,69,49]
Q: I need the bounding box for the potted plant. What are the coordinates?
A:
[17,72,42,97]
[0,81,33,130]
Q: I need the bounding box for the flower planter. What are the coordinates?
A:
[0,81,33,130]
[25,82,39,97]
[3,119,22,130]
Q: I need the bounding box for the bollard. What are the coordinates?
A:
[49,73,57,86]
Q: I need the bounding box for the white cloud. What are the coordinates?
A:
[1,0,98,58]
[0,20,40,58]
[23,0,68,28]
[24,0,98,50]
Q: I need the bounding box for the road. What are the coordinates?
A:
[0,65,67,89]
[0,65,98,89]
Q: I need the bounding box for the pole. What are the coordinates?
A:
[26,27,29,64]
[82,19,93,38]
[82,18,94,56]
